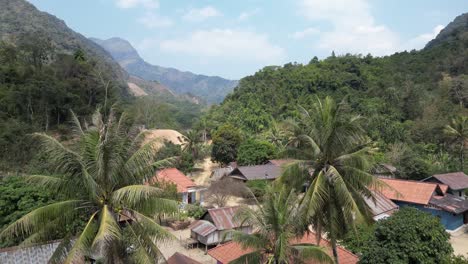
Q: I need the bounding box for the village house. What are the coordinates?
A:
[423,172,468,198]
[227,164,282,182]
[207,232,359,264]
[147,168,205,204]
[379,178,468,231]
[189,206,252,246]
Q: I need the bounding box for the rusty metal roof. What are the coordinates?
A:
[430,194,468,214]
[433,172,468,191]
[364,191,399,217]
[189,220,217,236]
[207,206,242,230]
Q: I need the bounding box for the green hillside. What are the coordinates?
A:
[204,13,468,179]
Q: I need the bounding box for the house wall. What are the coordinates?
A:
[197,232,219,245]
[395,201,464,230]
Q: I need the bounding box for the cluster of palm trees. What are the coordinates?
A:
[231,97,381,264]
[6,96,459,263]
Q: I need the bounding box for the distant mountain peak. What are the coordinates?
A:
[92,37,238,103]
[425,12,468,49]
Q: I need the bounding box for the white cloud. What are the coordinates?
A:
[182,6,222,22]
[403,25,444,50]
[238,8,260,21]
[158,29,285,63]
[115,0,159,9]
[137,12,173,28]
[290,27,320,39]
[299,0,399,56]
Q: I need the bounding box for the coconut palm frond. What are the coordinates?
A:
[128,210,174,243]
[291,244,334,263]
[64,212,98,264]
[0,200,82,239]
[92,205,121,249]
[48,237,73,264]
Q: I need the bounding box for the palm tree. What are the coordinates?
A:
[179,129,203,160]
[444,116,468,171]
[279,96,381,264]
[229,186,333,264]
[0,109,178,263]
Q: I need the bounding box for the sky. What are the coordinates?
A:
[27,0,467,80]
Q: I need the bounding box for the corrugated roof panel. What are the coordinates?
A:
[208,206,241,230]
[190,220,217,236]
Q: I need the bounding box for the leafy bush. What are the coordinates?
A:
[186,203,207,219]
[359,207,453,264]
[245,180,270,201]
[237,138,277,166]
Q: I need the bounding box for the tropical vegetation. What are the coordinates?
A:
[230,186,333,264]
[0,109,179,263]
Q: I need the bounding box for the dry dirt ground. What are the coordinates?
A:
[191,157,216,186]
[127,82,148,96]
[144,129,184,149]
[450,226,468,257]
[157,227,216,263]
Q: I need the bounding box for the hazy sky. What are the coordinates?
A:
[27,0,467,79]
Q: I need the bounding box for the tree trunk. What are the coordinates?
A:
[331,238,340,264]
[461,141,465,171]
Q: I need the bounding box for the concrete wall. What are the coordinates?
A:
[395,202,464,230]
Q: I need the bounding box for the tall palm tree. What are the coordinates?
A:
[230,186,333,264]
[0,109,178,263]
[279,96,381,264]
[444,115,468,171]
[179,129,203,160]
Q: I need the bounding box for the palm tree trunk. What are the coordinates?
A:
[331,238,340,264]
[460,141,464,171]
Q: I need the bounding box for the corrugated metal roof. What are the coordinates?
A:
[189,220,217,236]
[364,191,398,217]
[433,172,468,191]
[430,194,468,214]
[229,164,281,180]
[208,206,241,230]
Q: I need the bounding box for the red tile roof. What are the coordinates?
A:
[433,172,468,191]
[380,178,447,205]
[167,252,201,264]
[207,206,241,230]
[208,232,358,264]
[147,168,197,193]
[208,241,254,264]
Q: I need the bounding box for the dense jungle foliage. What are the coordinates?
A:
[0,38,203,172]
[204,16,468,179]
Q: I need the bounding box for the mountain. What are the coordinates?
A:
[0,0,128,89]
[91,37,238,104]
[425,12,468,49]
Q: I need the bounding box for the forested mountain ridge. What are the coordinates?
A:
[0,0,206,172]
[0,0,128,88]
[204,13,468,179]
[92,37,238,103]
